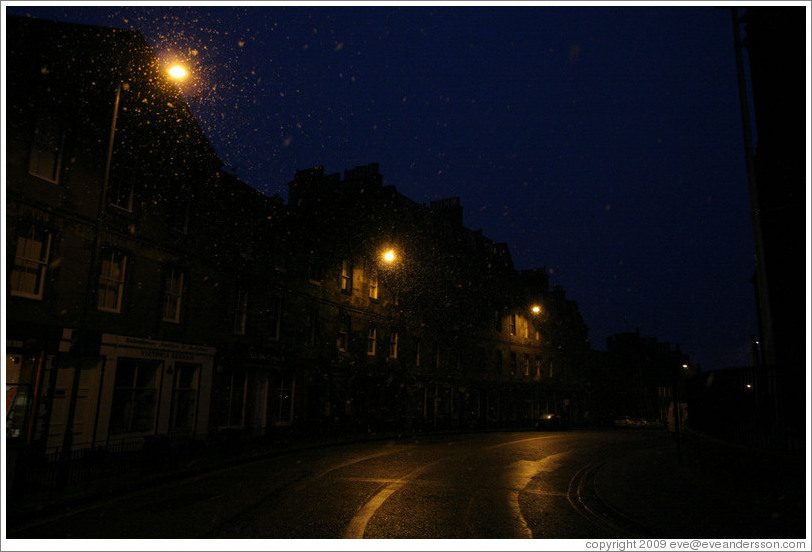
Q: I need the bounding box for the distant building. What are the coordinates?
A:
[602,330,689,423]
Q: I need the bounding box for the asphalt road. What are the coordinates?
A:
[8,430,669,539]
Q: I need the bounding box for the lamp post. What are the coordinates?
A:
[58,65,189,482]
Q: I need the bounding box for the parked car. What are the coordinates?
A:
[535,413,564,430]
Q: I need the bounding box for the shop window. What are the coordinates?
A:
[170,362,199,433]
[10,224,52,299]
[162,267,184,323]
[216,369,246,428]
[28,113,65,183]
[109,358,160,434]
[271,371,294,425]
[98,249,127,313]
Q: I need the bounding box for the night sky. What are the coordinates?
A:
[4,3,760,371]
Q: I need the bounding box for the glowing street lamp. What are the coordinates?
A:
[383,249,396,263]
[168,64,188,80]
[531,305,541,314]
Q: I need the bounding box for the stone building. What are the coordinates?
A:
[6,16,593,473]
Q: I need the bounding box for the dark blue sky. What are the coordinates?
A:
[5,3,760,371]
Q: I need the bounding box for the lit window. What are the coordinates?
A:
[524,353,530,376]
[11,225,52,299]
[523,318,529,339]
[509,314,517,336]
[98,249,127,313]
[28,113,64,183]
[162,267,184,323]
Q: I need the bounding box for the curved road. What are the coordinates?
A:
[9,430,666,539]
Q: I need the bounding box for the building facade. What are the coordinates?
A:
[6,17,593,470]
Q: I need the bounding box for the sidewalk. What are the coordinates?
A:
[592,430,808,539]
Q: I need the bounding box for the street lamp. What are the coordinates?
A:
[383,249,396,264]
[168,64,188,79]
[531,305,541,315]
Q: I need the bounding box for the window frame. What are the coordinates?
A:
[28,113,65,184]
[98,249,127,313]
[161,267,185,323]
[10,224,53,300]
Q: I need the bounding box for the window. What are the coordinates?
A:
[389,331,398,359]
[216,370,246,428]
[523,318,529,339]
[369,270,378,300]
[108,168,135,212]
[534,356,542,377]
[494,350,503,374]
[162,267,184,323]
[110,358,160,434]
[28,113,64,183]
[509,314,517,336]
[271,371,294,425]
[234,289,248,335]
[367,323,377,356]
[494,311,502,332]
[510,352,517,374]
[341,259,353,294]
[415,339,421,367]
[268,296,282,340]
[307,252,322,283]
[306,306,318,347]
[10,225,52,299]
[98,249,127,312]
[170,362,199,432]
[170,187,192,233]
[523,353,530,376]
[337,313,350,352]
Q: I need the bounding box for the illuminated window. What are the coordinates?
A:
[523,318,529,339]
[524,353,530,376]
[367,323,377,356]
[509,314,517,336]
[110,358,160,434]
[28,113,64,183]
[162,267,184,323]
[234,289,248,335]
[11,224,52,299]
[98,249,127,313]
